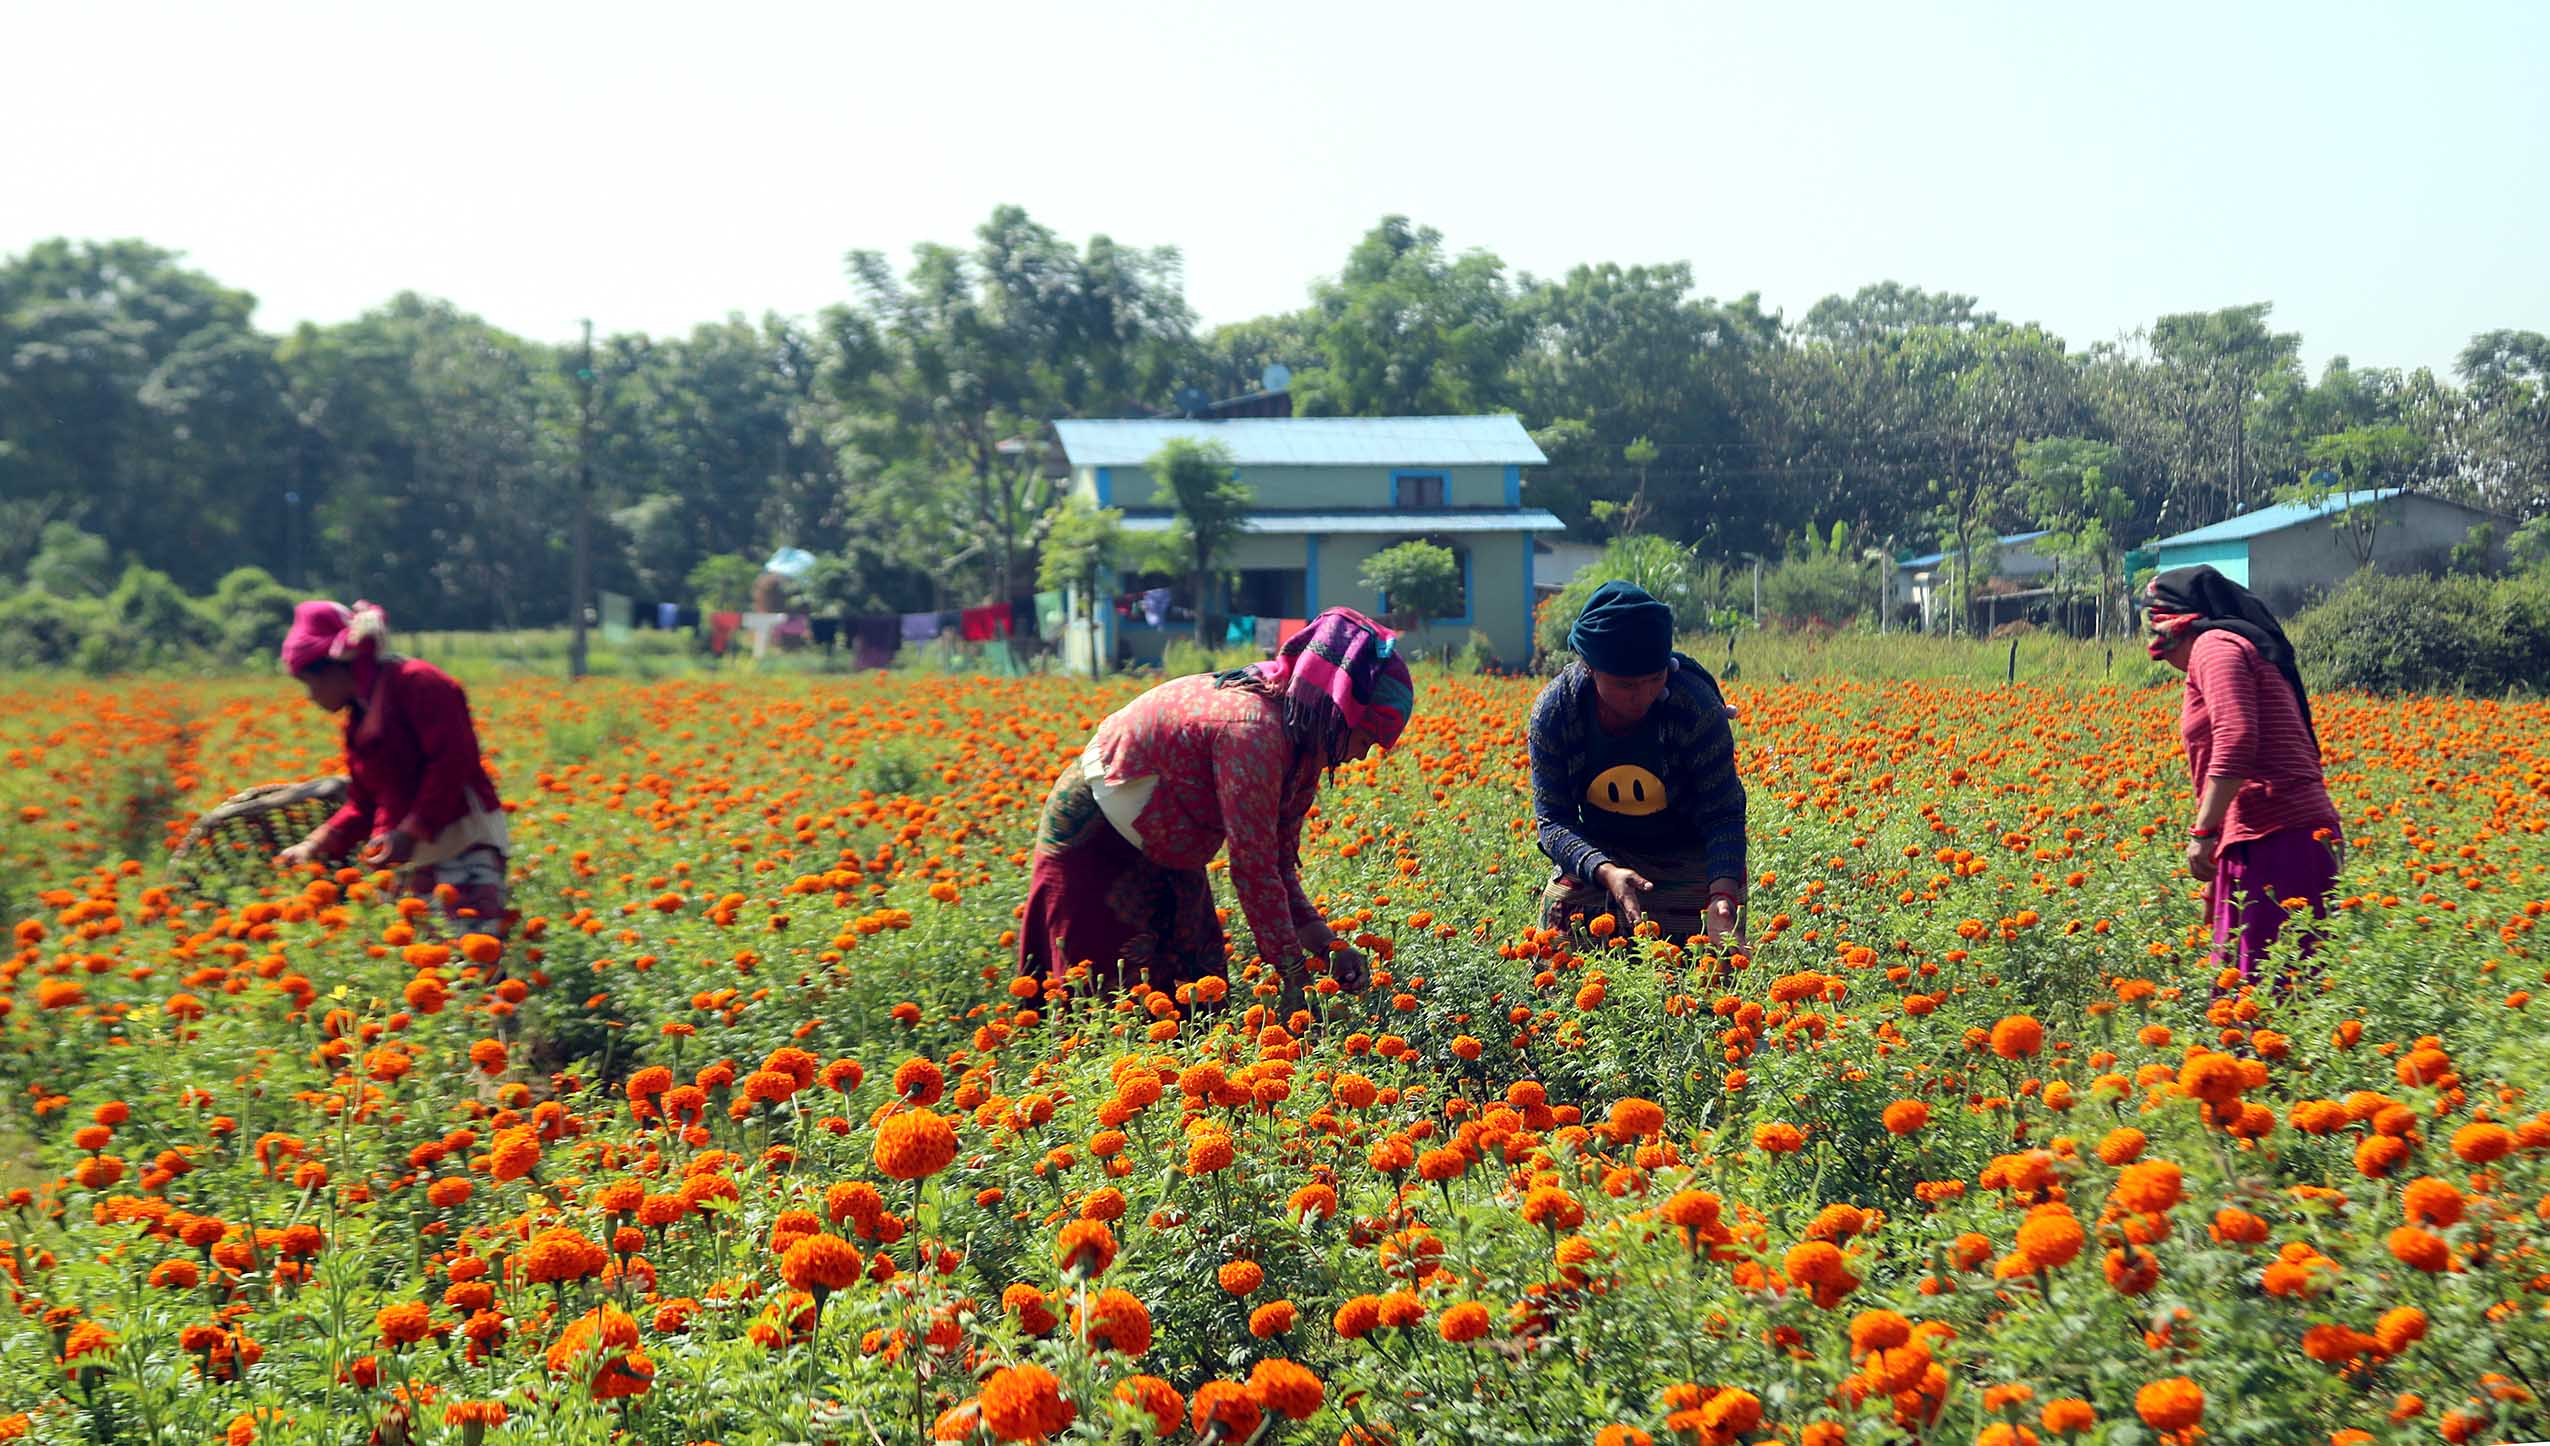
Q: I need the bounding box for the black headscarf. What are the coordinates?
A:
[2146,565,2315,743]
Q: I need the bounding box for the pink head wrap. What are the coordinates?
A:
[1243,606,1416,749]
[280,599,388,680]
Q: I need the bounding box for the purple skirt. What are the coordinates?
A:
[2209,827,2340,981]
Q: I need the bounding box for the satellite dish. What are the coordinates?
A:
[1175,385,1211,416]
[1260,362,1292,394]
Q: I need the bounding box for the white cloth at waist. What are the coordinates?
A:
[1082,737,1156,849]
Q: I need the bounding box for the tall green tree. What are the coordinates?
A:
[278,294,567,627]
[1293,217,1521,417]
[0,239,301,589]
[1149,439,1249,643]
[2015,436,2131,637]
[824,206,1194,607]
[1797,281,1996,344]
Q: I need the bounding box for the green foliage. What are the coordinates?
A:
[1292,217,1522,417]
[1533,534,1707,662]
[0,589,104,669]
[1151,438,1250,643]
[852,742,932,797]
[1158,638,1262,678]
[1358,541,1464,632]
[208,565,300,661]
[687,554,761,613]
[1760,550,1870,627]
[101,563,218,666]
[2513,514,2550,571]
[2292,570,2548,695]
[23,523,113,598]
[1037,496,1123,597]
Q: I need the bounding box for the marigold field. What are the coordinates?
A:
[3,670,2548,1446]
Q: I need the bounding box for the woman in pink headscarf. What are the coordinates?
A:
[275,601,512,935]
[1017,607,1416,1007]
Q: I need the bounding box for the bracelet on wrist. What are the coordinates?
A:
[2189,826,2219,839]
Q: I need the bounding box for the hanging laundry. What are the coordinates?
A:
[899,611,940,644]
[599,591,634,646]
[741,611,785,660]
[778,613,812,643]
[1224,614,1256,646]
[1139,588,1171,628]
[1034,590,1067,642]
[1253,617,1281,650]
[708,611,743,655]
[853,616,900,669]
[809,617,841,653]
[657,602,680,630]
[1277,618,1309,650]
[960,604,1013,642]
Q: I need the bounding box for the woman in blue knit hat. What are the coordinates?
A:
[1527,580,1749,944]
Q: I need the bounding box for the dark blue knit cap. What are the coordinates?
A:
[1568,579,1674,675]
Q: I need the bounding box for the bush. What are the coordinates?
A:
[1534,535,1711,663]
[1760,551,1871,628]
[100,563,219,670]
[208,566,301,662]
[0,590,106,669]
[1159,639,1260,678]
[2292,570,2542,695]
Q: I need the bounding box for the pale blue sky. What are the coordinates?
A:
[7,0,2544,375]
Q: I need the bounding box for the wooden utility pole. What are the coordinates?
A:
[569,319,595,680]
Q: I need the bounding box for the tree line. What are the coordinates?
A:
[3,212,2544,631]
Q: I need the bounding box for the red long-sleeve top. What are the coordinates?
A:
[2180,631,2341,848]
[311,658,504,857]
[1083,674,1326,969]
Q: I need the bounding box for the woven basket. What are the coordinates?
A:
[166,776,350,893]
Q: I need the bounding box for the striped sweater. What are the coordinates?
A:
[2182,631,2343,847]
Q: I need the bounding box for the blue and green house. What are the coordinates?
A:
[1052,416,1561,666]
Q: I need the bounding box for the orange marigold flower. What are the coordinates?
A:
[1076,1287,1152,1356]
[1056,1220,1117,1278]
[2450,1121,2514,1164]
[1849,1309,1912,1355]
[1248,1300,1296,1338]
[1191,1380,1261,1442]
[979,1363,1074,1442]
[375,1301,433,1347]
[2016,1212,2085,1270]
[2096,1127,2147,1166]
[1990,1015,2045,1058]
[1438,1301,1492,1343]
[872,1109,958,1181]
[2386,1226,2452,1273]
[1753,1122,1805,1153]
[1521,1186,1584,1232]
[2135,1377,2204,1432]
[2040,1398,2096,1434]
[1882,1100,1930,1135]
[2112,1161,2184,1214]
[1113,1376,1184,1438]
[781,1233,863,1296]
[2400,1176,2464,1227]
[1216,1260,1263,1297]
[1246,1358,1324,1421]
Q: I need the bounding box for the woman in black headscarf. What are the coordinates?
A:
[2144,566,2344,985]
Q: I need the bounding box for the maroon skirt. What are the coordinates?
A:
[1016,759,1224,995]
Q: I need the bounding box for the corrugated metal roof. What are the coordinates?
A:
[1118,508,1565,536]
[2149,490,2403,548]
[1895,530,2051,570]
[1056,415,1547,468]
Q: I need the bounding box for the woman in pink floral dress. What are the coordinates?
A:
[1016,608,1415,1001]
